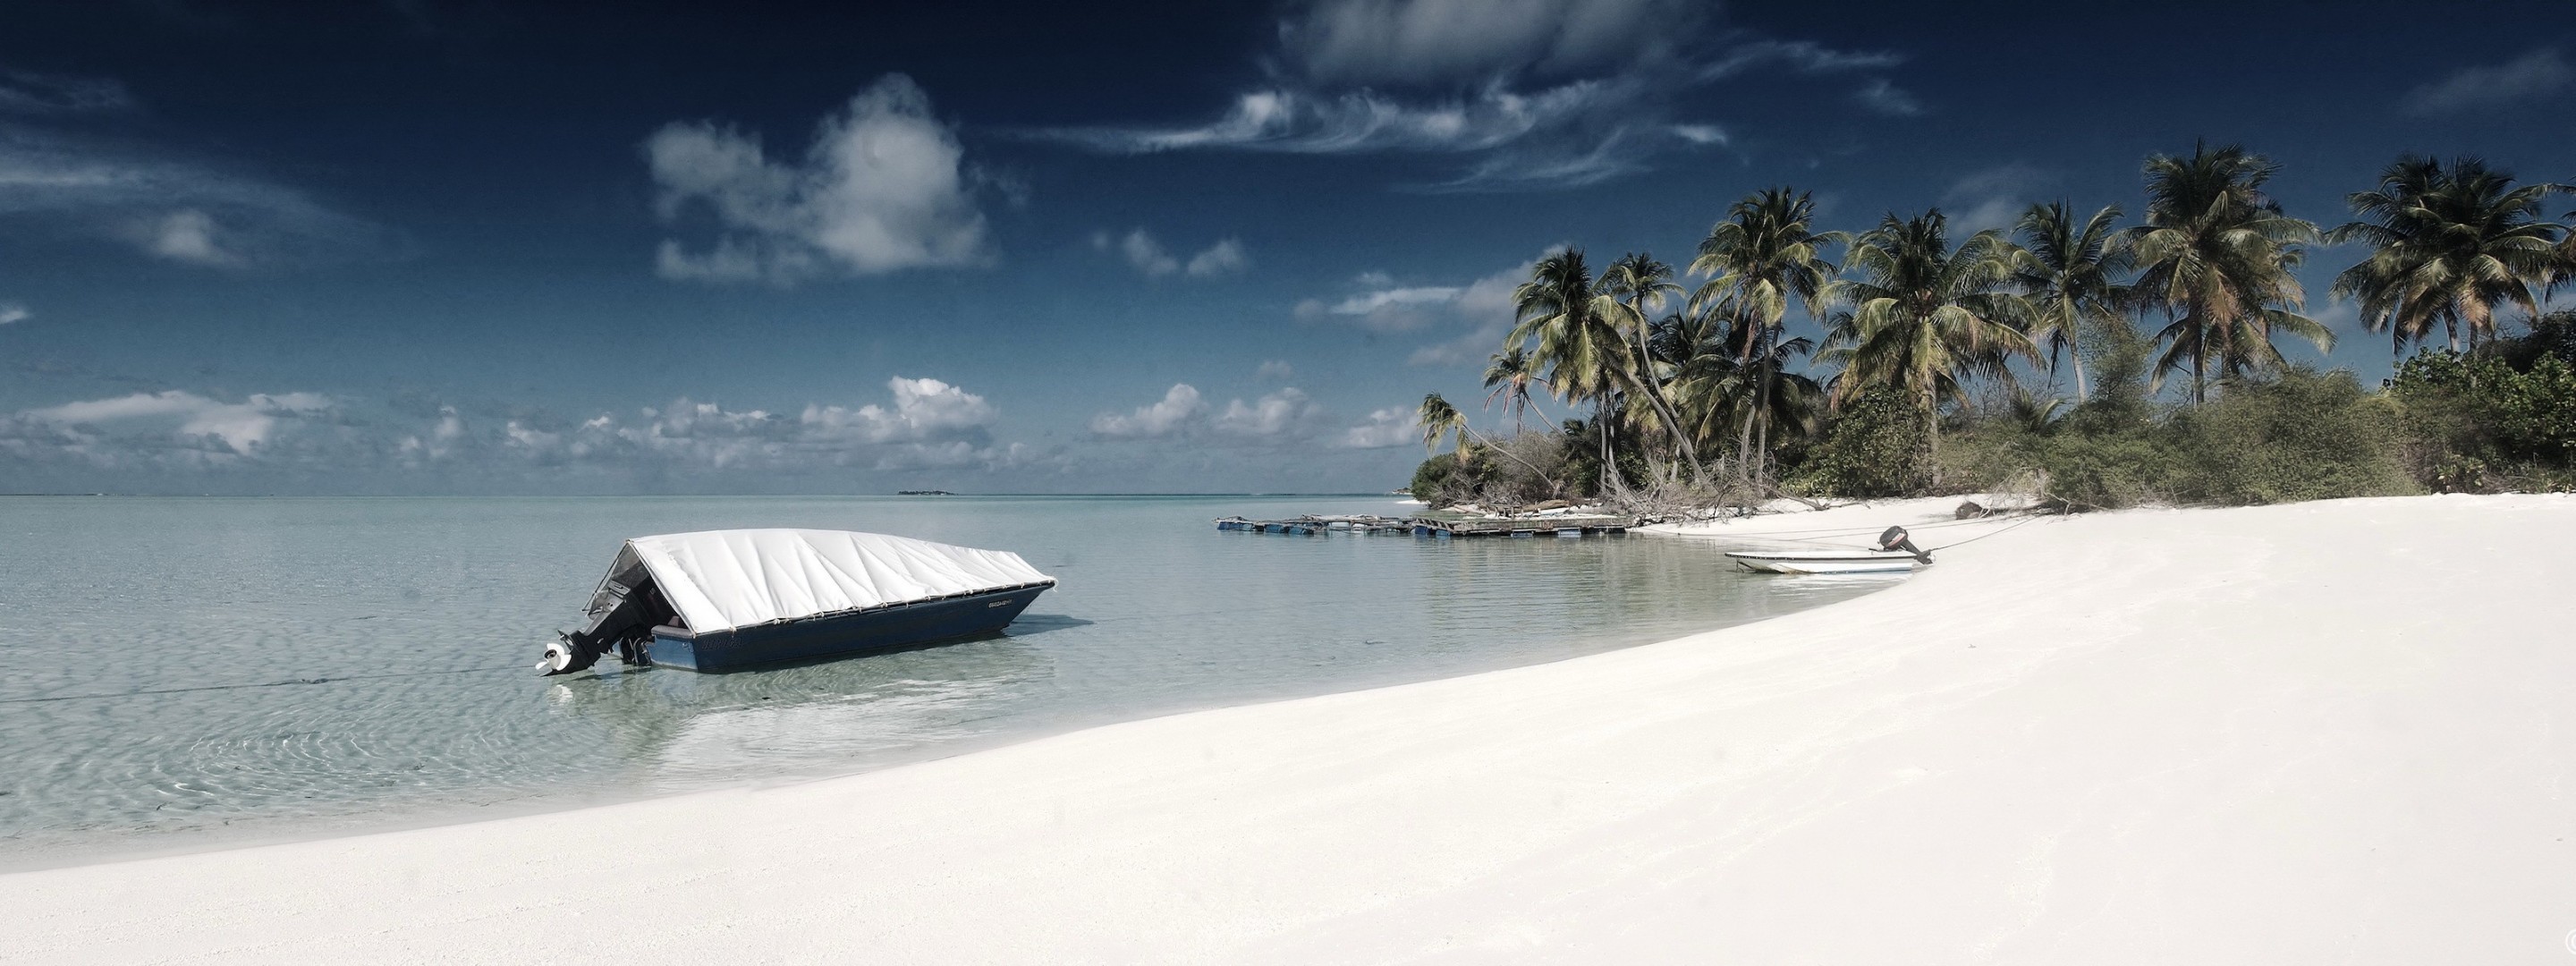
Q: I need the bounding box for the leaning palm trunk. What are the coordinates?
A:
[1750,350,1783,488]
[1629,337,1705,481]
[1733,323,1771,486]
[2068,341,2089,401]
[1596,398,1614,494]
[2193,312,2208,405]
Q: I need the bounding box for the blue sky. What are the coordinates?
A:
[2,0,2570,495]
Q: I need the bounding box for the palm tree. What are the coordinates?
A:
[2328,156,2566,354]
[1689,188,1844,482]
[1668,331,1825,462]
[1820,209,2038,458]
[2128,142,2332,402]
[1508,249,1629,485]
[1596,251,1705,478]
[1480,347,1550,433]
[1418,393,1466,455]
[2007,201,2131,401]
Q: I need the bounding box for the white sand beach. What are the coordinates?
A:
[5,494,2572,963]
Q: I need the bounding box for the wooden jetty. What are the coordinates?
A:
[1214,512,1634,538]
[1409,513,1634,538]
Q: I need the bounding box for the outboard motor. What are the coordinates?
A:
[538,631,607,676]
[1878,525,1931,564]
[539,570,671,676]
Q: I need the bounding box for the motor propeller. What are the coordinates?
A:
[537,632,603,676]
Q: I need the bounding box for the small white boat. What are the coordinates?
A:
[1725,548,1925,574]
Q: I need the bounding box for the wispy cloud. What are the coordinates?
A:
[1852,78,1924,116]
[1037,82,1614,157]
[1694,38,1903,80]
[0,302,26,325]
[0,70,134,114]
[1298,254,1536,361]
[648,73,991,284]
[1667,123,1728,146]
[0,104,389,267]
[2402,47,2572,114]
[1020,0,1901,191]
[1941,163,2057,233]
[1280,0,1707,87]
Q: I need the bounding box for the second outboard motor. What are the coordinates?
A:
[1878,525,1931,564]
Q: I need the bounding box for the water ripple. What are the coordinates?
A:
[0,496,1892,862]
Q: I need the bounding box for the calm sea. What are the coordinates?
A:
[0,496,1893,866]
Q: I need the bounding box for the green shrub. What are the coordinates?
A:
[2033,429,2181,509]
[1408,453,1460,503]
[2166,368,2414,504]
[1788,386,1930,497]
[1921,368,2413,510]
[2386,334,2576,491]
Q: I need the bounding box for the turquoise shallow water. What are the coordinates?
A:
[0,496,1894,864]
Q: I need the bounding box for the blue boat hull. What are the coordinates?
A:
[646,583,1051,673]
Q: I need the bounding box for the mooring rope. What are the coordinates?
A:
[1923,513,2042,551]
[0,664,530,706]
[1685,511,2041,546]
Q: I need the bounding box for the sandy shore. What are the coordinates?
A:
[6,495,2572,963]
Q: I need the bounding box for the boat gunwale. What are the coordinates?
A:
[649,578,1060,639]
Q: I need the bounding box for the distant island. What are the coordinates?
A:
[896,490,955,496]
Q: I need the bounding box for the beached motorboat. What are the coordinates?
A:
[1728,525,1931,574]
[538,529,1056,675]
[1724,548,1925,574]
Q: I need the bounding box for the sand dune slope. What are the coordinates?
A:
[5,495,2572,964]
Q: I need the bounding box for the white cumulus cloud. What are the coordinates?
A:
[648,73,990,283]
[1186,238,1250,276]
[1090,384,1207,438]
[1212,387,1321,437]
[22,390,334,455]
[1089,384,1323,441]
[4,377,1021,484]
[140,208,239,266]
[1342,406,1422,448]
[1093,228,1250,278]
[801,376,997,444]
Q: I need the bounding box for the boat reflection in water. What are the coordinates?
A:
[545,614,1088,789]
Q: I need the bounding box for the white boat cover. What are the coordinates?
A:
[601,529,1055,634]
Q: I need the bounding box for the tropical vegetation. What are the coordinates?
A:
[1407,144,2576,512]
